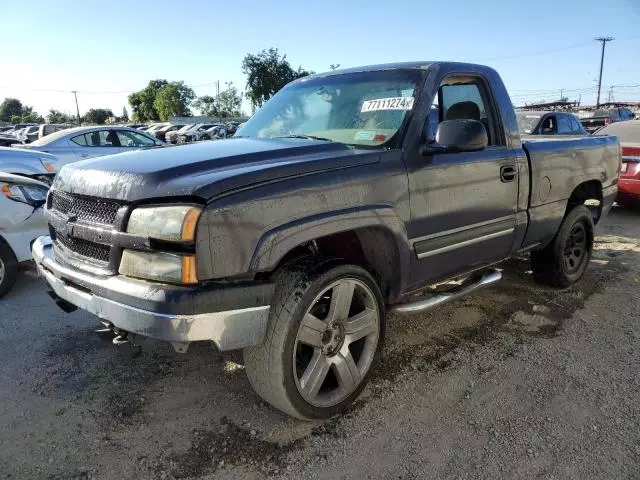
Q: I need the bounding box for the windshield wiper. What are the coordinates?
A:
[274,134,334,142]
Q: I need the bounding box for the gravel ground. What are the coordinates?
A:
[0,207,639,480]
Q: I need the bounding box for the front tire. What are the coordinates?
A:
[0,241,18,299]
[244,259,385,420]
[531,205,594,288]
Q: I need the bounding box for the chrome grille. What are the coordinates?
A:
[48,190,123,270]
[49,190,120,225]
[54,232,111,264]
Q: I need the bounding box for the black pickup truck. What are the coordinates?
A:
[32,62,620,420]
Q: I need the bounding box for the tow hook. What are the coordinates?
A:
[95,320,141,356]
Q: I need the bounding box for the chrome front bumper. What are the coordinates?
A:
[32,236,272,352]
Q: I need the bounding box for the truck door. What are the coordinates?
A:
[405,73,519,289]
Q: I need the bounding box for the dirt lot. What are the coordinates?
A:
[1,207,639,480]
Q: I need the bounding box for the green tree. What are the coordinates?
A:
[20,111,45,123]
[0,98,24,122]
[1,98,44,123]
[122,106,130,122]
[153,81,195,121]
[193,95,218,117]
[219,82,242,118]
[241,48,313,109]
[194,83,242,119]
[83,108,114,125]
[128,79,169,122]
[47,109,76,124]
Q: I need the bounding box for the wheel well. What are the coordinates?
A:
[272,228,401,302]
[567,180,603,224]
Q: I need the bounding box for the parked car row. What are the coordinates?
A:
[147,121,241,144]
[0,123,75,146]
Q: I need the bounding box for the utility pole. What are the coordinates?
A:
[216,80,221,123]
[595,37,614,108]
[72,90,81,125]
[606,86,614,103]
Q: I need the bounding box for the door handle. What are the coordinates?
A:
[500,165,517,182]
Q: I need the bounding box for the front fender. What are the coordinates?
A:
[250,205,410,287]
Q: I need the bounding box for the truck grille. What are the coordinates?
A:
[49,191,121,225]
[53,230,111,264]
[47,190,124,270]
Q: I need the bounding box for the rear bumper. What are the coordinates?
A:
[32,236,274,351]
[617,178,640,201]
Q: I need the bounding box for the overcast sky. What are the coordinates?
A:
[1,0,639,118]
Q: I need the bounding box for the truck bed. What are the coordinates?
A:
[520,135,620,248]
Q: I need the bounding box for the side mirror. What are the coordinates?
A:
[420,119,488,155]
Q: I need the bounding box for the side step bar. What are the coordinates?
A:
[390,270,502,314]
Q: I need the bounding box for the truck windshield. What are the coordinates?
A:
[515,112,542,134]
[236,69,423,148]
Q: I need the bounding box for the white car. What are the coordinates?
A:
[17,126,164,168]
[0,147,59,185]
[0,172,49,297]
[165,124,195,144]
[177,123,219,143]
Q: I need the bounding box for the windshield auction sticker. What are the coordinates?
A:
[361,97,415,112]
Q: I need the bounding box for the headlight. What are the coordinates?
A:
[1,181,48,207]
[120,205,201,284]
[119,250,197,284]
[126,205,201,241]
[40,158,57,173]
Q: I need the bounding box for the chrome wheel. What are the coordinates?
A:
[293,278,380,408]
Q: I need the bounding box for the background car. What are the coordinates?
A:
[517,111,587,136]
[38,123,74,139]
[197,124,224,140]
[0,133,22,148]
[165,124,195,144]
[596,120,640,206]
[20,125,40,143]
[17,126,164,167]
[581,107,636,133]
[178,123,219,143]
[0,173,50,298]
[153,124,186,142]
[0,147,59,185]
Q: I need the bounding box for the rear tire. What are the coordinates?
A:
[244,258,385,420]
[531,205,594,288]
[0,241,18,299]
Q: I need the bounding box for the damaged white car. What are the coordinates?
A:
[0,173,49,297]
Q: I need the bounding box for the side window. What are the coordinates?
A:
[540,115,556,134]
[569,115,584,134]
[70,134,88,146]
[427,76,501,146]
[116,130,156,147]
[557,114,573,134]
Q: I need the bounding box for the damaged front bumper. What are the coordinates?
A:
[32,236,274,352]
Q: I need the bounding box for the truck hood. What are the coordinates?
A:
[52,137,376,202]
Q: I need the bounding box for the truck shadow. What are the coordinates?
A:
[32,206,640,479]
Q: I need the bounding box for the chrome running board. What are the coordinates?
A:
[390,270,502,314]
